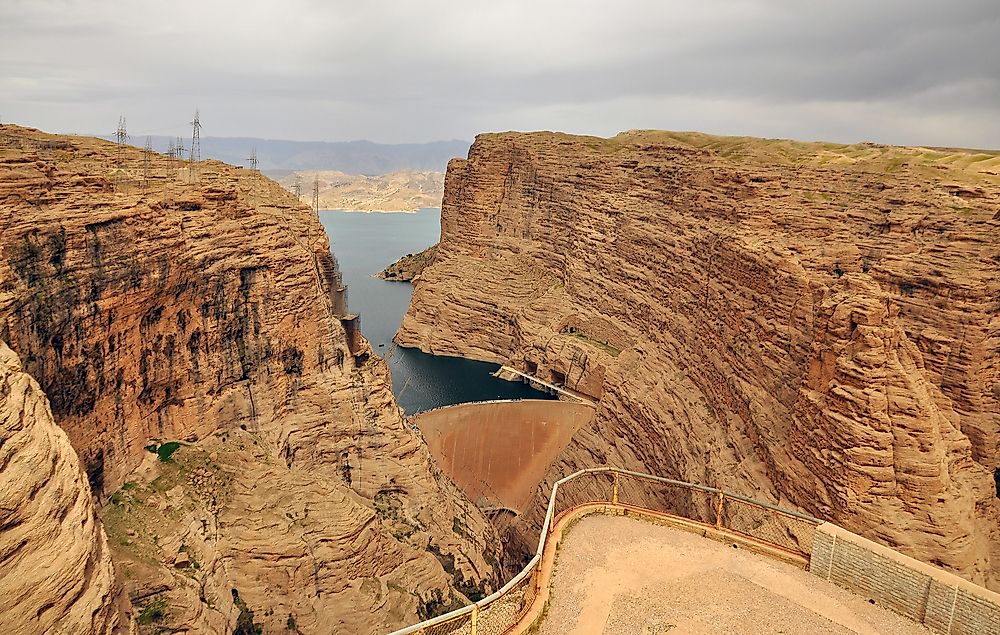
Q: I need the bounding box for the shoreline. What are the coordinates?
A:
[319,208,420,214]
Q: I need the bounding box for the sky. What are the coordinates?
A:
[1,0,998,147]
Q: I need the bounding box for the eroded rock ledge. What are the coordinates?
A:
[397,130,1000,588]
[0,341,132,634]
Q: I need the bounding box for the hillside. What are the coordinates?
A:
[0,124,499,634]
[274,170,444,212]
[397,130,1000,588]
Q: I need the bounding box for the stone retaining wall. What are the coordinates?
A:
[810,523,1000,635]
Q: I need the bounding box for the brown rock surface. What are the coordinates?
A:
[0,341,132,635]
[0,124,500,633]
[396,131,1000,587]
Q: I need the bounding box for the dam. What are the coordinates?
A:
[413,399,595,514]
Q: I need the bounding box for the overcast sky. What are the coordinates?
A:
[1,0,998,147]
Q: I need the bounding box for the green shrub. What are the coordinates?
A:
[137,598,167,625]
[157,441,182,462]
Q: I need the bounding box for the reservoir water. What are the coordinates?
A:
[319,208,552,414]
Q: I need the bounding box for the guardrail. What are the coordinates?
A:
[387,467,821,635]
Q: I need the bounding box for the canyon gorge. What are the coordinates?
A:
[0,125,500,634]
[3,122,1000,634]
[397,130,1000,589]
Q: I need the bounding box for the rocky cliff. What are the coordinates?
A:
[397,131,1000,587]
[0,124,499,634]
[0,341,132,635]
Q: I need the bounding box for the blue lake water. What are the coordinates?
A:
[319,208,552,414]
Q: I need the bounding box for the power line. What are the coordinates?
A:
[247,147,258,171]
[293,174,302,199]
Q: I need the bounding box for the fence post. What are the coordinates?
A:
[714,491,725,528]
[471,604,478,635]
[612,471,620,505]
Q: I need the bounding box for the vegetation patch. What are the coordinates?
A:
[416,588,464,621]
[567,331,621,357]
[157,441,182,462]
[137,597,168,625]
[374,490,403,520]
[232,589,262,635]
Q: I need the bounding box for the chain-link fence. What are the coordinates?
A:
[719,493,817,554]
[614,471,717,525]
[411,607,474,635]
[387,467,820,635]
[474,564,539,635]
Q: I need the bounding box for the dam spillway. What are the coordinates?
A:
[413,399,595,514]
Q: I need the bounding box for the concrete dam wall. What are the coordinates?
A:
[414,400,595,514]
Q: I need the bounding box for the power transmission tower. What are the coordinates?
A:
[114,116,128,190]
[175,137,186,162]
[293,174,302,199]
[189,109,201,163]
[167,138,176,159]
[143,136,152,191]
[247,148,258,171]
[312,174,320,214]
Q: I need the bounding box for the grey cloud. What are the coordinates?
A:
[0,0,997,147]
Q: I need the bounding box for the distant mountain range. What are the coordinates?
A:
[274,170,444,212]
[104,135,471,175]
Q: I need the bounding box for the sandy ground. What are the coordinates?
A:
[537,514,932,635]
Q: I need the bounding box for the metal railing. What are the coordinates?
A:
[387,467,822,635]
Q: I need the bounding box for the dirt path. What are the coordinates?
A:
[537,514,932,635]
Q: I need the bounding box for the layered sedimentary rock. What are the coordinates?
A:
[397,131,1000,587]
[0,124,499,634]
[0,341,132,634]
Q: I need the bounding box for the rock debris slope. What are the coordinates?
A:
[0,341,132,635]
[0,124,499,634]
[397,131,1000,588]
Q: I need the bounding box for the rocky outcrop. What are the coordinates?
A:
[397,131,1000,587]
[378,245,438,281]
[0,341,132,635]
[0,124,499,634]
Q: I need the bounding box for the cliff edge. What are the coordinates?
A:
[397,130,1000,588]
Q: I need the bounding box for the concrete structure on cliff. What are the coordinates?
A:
[413,399,595,513]
[389,468,1000,635]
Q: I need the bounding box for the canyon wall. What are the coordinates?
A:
[397,131,1000,587]
[0,341,132,635]
[0,124,499,634]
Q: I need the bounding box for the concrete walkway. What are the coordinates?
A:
[495,365,597,406]
[536,514,932,635]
